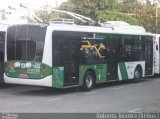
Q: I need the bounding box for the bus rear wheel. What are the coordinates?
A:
[133,67,142,83]
[82,71,95,91]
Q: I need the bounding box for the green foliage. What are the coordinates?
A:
[35,10,49,22]
[59,0,140,26]
[96,11,140,25]
[35,0,160,33]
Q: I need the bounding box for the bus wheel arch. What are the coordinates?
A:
[133,65,142,83]
[81,69,96,91]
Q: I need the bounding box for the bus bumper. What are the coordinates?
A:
[4,74,52,87]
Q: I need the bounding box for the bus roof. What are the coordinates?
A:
[153,34,160,37]
[49,24,152,36]
[7,23,152,36]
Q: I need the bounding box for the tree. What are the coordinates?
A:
[35,0,160,33]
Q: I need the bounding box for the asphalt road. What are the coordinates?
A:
[0,77,160,113]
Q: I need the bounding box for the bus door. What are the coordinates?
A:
[63,39,79,86]
[107,39,119,80]
[142,36,153,75]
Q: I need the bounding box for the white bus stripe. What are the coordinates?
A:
[118,65,122,80]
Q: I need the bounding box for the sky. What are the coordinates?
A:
[0,0,68,24]
[0,0,68,9]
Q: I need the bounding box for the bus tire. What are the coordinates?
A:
[82,71,95,91]
[133,67,142,83]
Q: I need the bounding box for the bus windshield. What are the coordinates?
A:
[7,25,47,62]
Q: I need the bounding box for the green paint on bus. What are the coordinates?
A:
[52,67,64,88]
[5,61,52,79]
[119,63,128,80]
[79,64,107,86]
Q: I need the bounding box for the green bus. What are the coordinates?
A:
[4,22,153,91]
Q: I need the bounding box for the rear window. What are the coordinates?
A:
[7,25,47,61]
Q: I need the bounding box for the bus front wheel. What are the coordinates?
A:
[82,71,95,91]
